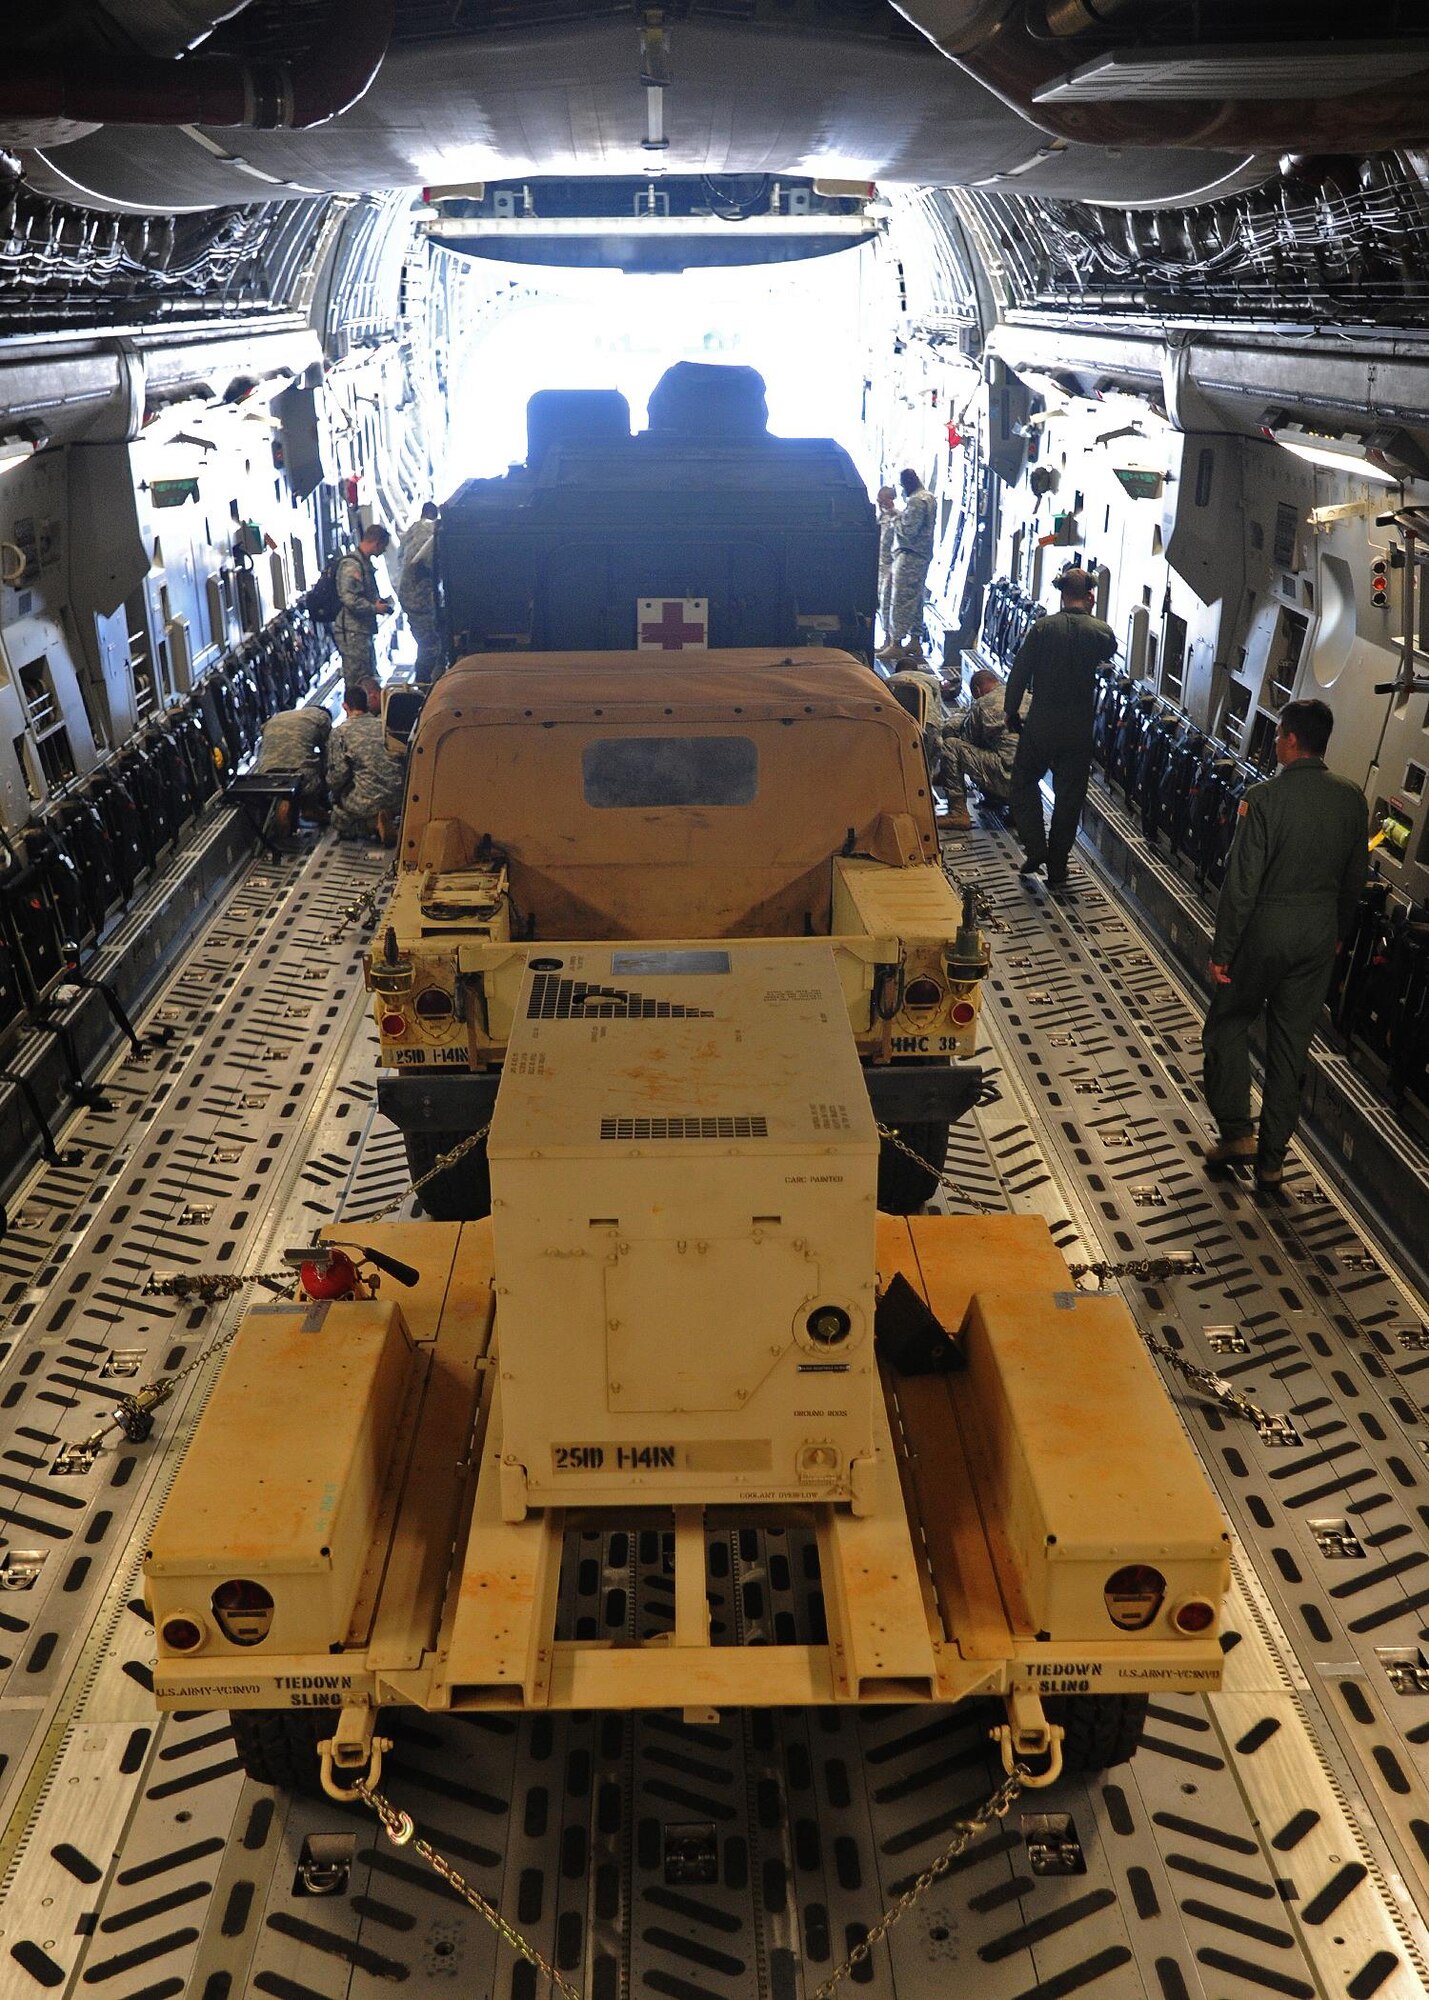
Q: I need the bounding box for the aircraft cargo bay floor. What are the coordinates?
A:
[0,819,1427,1998]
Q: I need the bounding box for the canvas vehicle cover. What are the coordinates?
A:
[401,649,938,939]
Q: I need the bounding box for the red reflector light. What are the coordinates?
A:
[904,977,943,1010]
[1173,1597,1216,1635]
[381,1011,407,1037]
[1104,1563,1166,1630]
[161,1616,203,1652]
[950,1001,977,1026]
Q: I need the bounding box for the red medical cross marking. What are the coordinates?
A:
[639,599,707,649]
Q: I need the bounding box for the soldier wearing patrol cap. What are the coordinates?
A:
[1201,697,1369,1190]
[333,523,393,686]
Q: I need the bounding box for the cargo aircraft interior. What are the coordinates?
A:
[3,4,1429,1997]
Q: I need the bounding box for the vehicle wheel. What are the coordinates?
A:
[230,1707,338,1796]
[1049,1693,1149,1772]
[877,1121,948,1213]
[404,1129,491,1220]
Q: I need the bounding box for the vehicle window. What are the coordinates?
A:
[581,735,758,808]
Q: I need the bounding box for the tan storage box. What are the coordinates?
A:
[488,943,879,1514]
[960,1288,1230,1641]
[146,1300,418,1657]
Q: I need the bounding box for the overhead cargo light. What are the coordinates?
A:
[1270,426,1400,487]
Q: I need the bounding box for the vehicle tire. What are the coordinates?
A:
[230,1707,338,1795]
[1049,1693,1149,1772]
[877,1121,948,1213]
[404,1129,491,1221]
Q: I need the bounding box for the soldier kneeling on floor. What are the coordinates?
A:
[937,668,1016,830]
[325,684,405,846]
[253,703,333,838]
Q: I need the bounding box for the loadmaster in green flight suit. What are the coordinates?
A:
[1201,697,1368,1191]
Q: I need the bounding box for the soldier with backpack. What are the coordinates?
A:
[313,524,393,685]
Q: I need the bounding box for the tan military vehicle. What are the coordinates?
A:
[367,648,990,1216]
[140,645,1230,1825]
[146,939,1231,1802]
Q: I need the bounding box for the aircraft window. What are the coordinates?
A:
[581,736,758,809]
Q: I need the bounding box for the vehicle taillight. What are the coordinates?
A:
[161,1613,205,1652]
[1104,1563,1166,1630]
[950,1000,977,1026]
[381,1011,407,1038]
[1172,1596,1216,1635]
[904,977,944,1011]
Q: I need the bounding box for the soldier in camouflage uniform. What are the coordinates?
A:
[325,684,405,845]
[334,524,393,686]
[1202,697,1368,1190]
[936,668,1015,830]
[253,702,332,836]
[397,503,445,685]
[878,469,935,660]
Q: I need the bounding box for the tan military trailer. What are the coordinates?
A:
[366,648,990,1217]
[145,941,1231,1805]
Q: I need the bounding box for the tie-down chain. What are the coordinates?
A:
[342,1754,1031,2000]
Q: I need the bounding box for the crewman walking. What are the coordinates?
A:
[1004,567,1117,891]
[1201,697,1368,1189]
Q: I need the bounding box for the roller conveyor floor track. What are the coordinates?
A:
[0,828,1426,1998]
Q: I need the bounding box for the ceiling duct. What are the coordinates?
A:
[95,0,258,60]
[890,0,1429,152]
[0,0,394,133]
